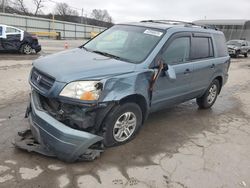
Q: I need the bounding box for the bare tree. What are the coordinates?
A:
[12,0,29,15]
[33,0,45,15]
[0,0,5,12]
[54,3,79,17]
[91,9,112,23]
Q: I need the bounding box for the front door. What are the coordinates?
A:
[151,33,193,111]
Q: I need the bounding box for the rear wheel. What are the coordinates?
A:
[244,53,248,58]
[20,44,33,55]
[196,79,220,109]
[102,103,142,147]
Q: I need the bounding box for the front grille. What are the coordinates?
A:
[37,92,96,131]
[31,68,55,92]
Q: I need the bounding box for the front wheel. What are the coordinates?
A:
[102,103,142,147]
[20,44,33,55]
[196,79,220,109]
[244,53,248,58]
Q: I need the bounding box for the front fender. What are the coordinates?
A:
[100,70,154,106]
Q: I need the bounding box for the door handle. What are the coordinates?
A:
[184,68,191,74]
[210,64,215,69]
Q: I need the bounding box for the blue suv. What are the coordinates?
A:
[15,20,230,162]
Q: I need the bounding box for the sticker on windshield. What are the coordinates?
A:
[144,29,163,37]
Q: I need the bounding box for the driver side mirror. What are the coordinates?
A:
[153,57,176,80]
[159,58,176,80]
[165,65,176,80]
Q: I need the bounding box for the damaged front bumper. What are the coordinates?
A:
[14,91,104,162]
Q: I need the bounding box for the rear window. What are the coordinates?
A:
[191,37,214,60]
[213,34,228,57]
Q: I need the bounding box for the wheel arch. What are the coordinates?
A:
[119,94,149,124]
[214,76,223,94]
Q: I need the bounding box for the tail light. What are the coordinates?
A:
[31,35,38,40]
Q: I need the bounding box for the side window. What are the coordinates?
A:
[162,37,190,65]
[191,37,213,60]
[0,26,2,36]
[213,34,228,57]
[6,27,21,34]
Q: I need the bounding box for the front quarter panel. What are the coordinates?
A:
[100,70,154,106]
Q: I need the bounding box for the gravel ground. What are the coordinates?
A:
[0,40,250,188]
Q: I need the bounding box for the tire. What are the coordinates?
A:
[102,103,142,147]
[244,53,248,58]
[234,51,240,58]
[20,44,33,55]
[196,79,220,109]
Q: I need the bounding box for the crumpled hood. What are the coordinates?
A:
[33,48,136,83]
[227,45,240,50]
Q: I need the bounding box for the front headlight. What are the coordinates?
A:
[59,81,102,101]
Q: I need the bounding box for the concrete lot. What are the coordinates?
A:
[0,40,250,188]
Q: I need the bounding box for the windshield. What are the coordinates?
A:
[227,40,241,47]
[83,25,165,63]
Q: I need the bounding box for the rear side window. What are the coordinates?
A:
[162,37,190,64]
[0,27,2,36]
[213,34,228,57]
[191,37,214,60]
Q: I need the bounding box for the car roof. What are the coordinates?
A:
[0,24,18,28]
[120,22,174,30]
[118,20,223,35]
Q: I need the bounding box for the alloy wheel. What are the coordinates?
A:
[207,84,217,104]
[113,112,137,142]
[23,44,32,54]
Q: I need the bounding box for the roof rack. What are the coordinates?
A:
[140,20,218,30]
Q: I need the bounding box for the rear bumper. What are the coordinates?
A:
[15,91,103,162]
[32,44,41,52]
[223,73,229,85]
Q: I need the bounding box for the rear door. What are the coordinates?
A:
[1,26,22,51]
[151,32,194,111]
[189,33,216,96]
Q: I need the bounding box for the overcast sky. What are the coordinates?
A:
[29,0,250,23]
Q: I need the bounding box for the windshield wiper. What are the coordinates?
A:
[81,46,90,51]
[92,50,123,60]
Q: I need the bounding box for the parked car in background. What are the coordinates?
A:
[0,24,41,54]
[15,20,230,162]
[227,40,250,58]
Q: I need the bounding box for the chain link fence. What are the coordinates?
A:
[0,13,106,39]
